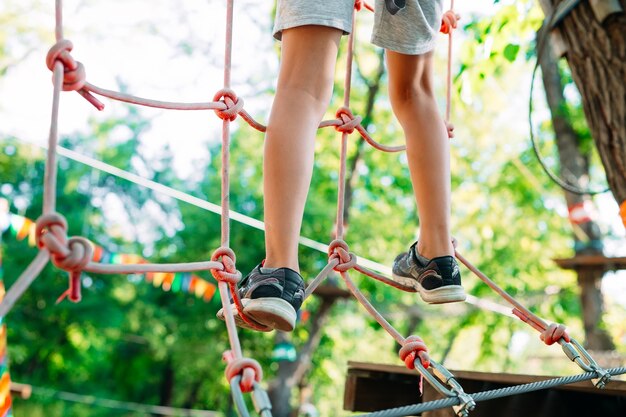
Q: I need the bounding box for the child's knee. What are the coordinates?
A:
[389,80,435,115]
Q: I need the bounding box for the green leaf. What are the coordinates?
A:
[503,43,520,62]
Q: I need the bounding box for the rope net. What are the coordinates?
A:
[1,0,622,416]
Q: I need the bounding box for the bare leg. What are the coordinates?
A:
[263,26,342,271]
[386,50,454,259]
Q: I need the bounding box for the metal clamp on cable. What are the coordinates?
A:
[560,338,611,388]
[252,382,273,417]
[415,359,476,417]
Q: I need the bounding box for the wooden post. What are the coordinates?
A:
[554,255,626,350]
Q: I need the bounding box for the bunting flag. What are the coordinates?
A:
[0,243,13,417]
[0,206,216,303]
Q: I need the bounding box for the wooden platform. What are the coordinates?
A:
[344,361,626,416]
[553,255,626,270]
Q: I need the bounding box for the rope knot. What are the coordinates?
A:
[335,107,362,134]
[210,247,242,284]
[440,10,460,35]
[540,323,571,346]
[327,239,357,272]
[223,352,263,393]
[36,213,92,302]
[213,88,244,121]
[399,335,431,369]
[46,39,87,91]
[35,213,68,249]
[354,0,373,12]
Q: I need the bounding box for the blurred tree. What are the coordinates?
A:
[539,0,626,218]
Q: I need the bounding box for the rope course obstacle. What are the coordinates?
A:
[1,0,624,416]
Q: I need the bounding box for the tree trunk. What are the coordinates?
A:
[267,297,336,417]
[157,357,175,411]
[542,0,626,215]
[539,32,615,350]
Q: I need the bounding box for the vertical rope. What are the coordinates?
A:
[55,0,63,41]
[445,0,454,121]
[335,10,358,240]
[43,0,65,215]
[217,0,245,361]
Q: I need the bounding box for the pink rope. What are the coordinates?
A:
[5,1,590,408]
[455,250,571,345]
[223,351,263,393]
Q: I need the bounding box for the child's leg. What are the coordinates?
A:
[263,26,343,271]
[386,50,454,259]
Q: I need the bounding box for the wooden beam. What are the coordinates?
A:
[314,283,352,299]
[553,255,626,270]
[344,361,626,415]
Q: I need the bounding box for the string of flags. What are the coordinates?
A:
[0,201,216,303]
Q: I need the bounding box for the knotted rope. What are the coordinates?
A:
[213,89,244,122]
[3,1,613,416]
[399,335,431,369]
[354,0,374,12]
[334,107,363,134]
[539,323,571,345]
[210,248,267,332]
[440,10,460,35]
[223,351,263,393]
[45,39,104,110]
[328,239,357,272]
[210,247,241,284]
[35,213,92,302]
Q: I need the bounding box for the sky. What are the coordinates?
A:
[1,0,625,306]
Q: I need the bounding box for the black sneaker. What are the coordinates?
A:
[392,243,466,304]
[216,264,305,332]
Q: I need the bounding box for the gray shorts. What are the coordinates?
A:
[273,0,444,55]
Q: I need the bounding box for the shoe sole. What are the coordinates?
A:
[244,298,297,332]
[216,298,297,332]
[216,300,273,332]
[392,273,466,304]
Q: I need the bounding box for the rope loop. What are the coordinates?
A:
[46,39,87,91]
[51,236,93,272]
[399,335,431,369]
[327,239,357,272]
[224,354,263,393]
[335,107,362,134]
[540,322,571,345]
[213,88,244,121]
[440,10,460,35]
[210,247,242,284]
[35,212,69,249]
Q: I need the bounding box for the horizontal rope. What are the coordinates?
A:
[14,137,521,317]
[27,384,220,417]
[18,137,390,274]
[355,367,626,417]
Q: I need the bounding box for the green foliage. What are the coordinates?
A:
[2,1,623,416]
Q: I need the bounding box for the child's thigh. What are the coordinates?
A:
[372,0,444,55]
[273,0,355,41]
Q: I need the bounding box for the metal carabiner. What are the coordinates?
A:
[415,359,476,417]
[559,337,611,388]
[252,382,273,417]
